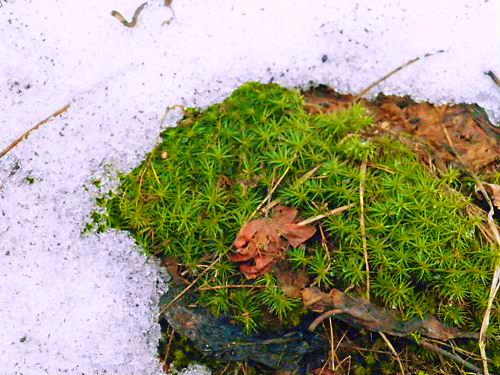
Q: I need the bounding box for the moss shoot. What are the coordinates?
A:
[98,82,498,340]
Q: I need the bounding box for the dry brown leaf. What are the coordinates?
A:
[302,287,478,341]
[275,264,309,298]
[230,205,316,279]
[304,88,499,172]
[161,256,189,285]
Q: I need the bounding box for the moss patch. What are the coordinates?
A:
[95,82,498,368]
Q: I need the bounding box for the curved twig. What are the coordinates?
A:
[111,2,147,28]
[419,339,482,374]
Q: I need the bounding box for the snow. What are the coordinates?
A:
[0,0,498,374]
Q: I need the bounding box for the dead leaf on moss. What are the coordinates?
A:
[302,287,478,341]
[275,264,309,298]
[162,256,190,285]
[230,205,316,279]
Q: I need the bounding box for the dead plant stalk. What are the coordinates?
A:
[198,284,266,291]
[159,256,220,316]
[251,165,291,218]
[379,332,405,375]
[355,50,444,100]
[359,159,370,300]
[297,203,355,227]
[0,104,70,159]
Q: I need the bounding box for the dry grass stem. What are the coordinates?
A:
[359,159,370,300]
[251,165,291,218]
[308,308,343,332]
[159,257,220,316]
[379,332,405,375]
[355,50,444,100]
[297,203,355,226]
[197,284,266,291]
[0,103,70,159]
[319,224,331,261]
[419,339,482,374]
[294,165,321,187]
[159,328,175,371]
[328,318,336,371]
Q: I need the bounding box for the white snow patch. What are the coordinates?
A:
[0,0,498,374]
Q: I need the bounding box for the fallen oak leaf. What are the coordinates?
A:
[230,205,316,279]
[239,255,276,279]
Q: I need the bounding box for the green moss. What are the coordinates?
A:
[98,82,498,341]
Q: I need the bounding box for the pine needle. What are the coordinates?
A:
[0,104,70,159]
[355,50,445,101]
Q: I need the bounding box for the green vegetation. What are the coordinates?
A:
[96,82,498,340]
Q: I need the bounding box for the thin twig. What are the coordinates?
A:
[440,122,500,375]
[359,158,370,301]
[0,103,70,159]
[355,50,445,101]
[294,165,321,187]
[251,165,291,218]
[379,332,405,375]
[308,308,343,332]
[329,318,336,371]
[426,337,485,362]
[159,328,175,371]
[197,284,266,291]
[240,363,249,375]
[335,330,348,353]
[159,257,220,316]
[135,156,151,208]
[319,224,331,261]
[419,339,482,374]
[316,361,330,375]
[219,361,232,375]
[297,203,355,226]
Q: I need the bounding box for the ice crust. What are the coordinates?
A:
[0,1,498,374]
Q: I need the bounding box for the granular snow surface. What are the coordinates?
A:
[0,1,498,374]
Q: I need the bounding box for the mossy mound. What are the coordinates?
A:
[100,82,498,339]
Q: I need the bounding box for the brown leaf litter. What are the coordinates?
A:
[302,287,478,341]
[229,204,316,279]
[304,87,499,172]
